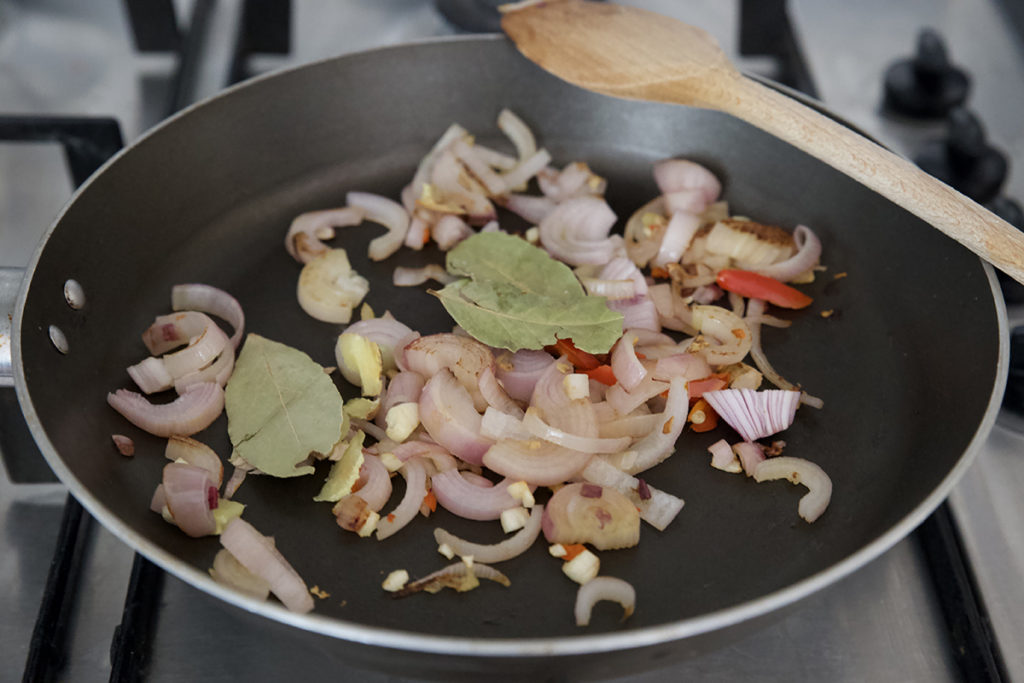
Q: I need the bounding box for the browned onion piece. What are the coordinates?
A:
[402,333,493,410]
[391,561,510,598]
[542,483,641,550]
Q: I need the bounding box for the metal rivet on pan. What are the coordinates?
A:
[64,279,86,310]
[49,325,68,354]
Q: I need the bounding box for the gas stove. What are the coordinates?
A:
[1,1,1022,681]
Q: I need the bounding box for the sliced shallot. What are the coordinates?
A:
[433,504,543,563]
[574,576,636,627]
[346,191,411,261]
[162,462,217,537]
[285,206,366,263]
[702,388,801,443]
[171,283,246,350]
[430,469,521,521]
[107,382,224,437]
[376,457,428,540]
[219,518,314,613]
[418,368,493,466]
[753,456,832,522]
[542,483,640,550]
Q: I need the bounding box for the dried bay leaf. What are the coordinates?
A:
[435,232,623,353]
[225,334,344,478]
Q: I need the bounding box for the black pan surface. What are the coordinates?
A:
[13,35,1005,673]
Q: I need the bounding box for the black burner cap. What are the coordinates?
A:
[883,28,970,118]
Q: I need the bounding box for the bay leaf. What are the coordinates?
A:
[435,232,623,353]
[225,334,344,478]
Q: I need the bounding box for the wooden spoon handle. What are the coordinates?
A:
[720,75,1024,285]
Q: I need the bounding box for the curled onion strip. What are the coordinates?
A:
[494,349,554,403]
[433,504,543,563]
[107,382,224,437]
[652,211,701,268]
[500,148,552,191]
[165,435,223,487]
[574,576,636,627]
[621,376,688,474]
[376,457,428,540]
[753,456,832,522]
[285,207,366,263]
[746,298,824,408]
[173,347,234,394]
[538,196,619,266]
[497,108,536,162]
[691,305,752,367]
[501,193,557,224]
[171,284,245,350]
[752,225,822,282]
[652,159,721,205]
[481,406,532,441]
[346,191,411,261]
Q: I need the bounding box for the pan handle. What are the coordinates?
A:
[0,267,23,387]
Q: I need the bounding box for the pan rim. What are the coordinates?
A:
[11,34,1010,658]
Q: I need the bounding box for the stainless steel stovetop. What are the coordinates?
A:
[2,1,1023,680]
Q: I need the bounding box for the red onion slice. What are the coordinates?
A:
[346,191,411,262]
[574,576,636,627]
[538,196,618,266]
[753,456,832,522]
[160,316,231,379]
[478,366,524,419]
[702,388,801,443]
[171,283,245,350]
[377,371,426,427]
[219,518,314,613]
[376,457,428,540]
[142,311,217,356]
[480,406,533,441]
[127,356,173,394]
[418,369,493,466]
[433,504,543,563]
[521,408,632,454]
[610,333,647,392]
[452,138,507,196]
[430,469,521,521]
[165,435,224,487]
[542,483,640,550]
[210,549,271,601]
[107,382,224,437]
[162,462,217,537]
[172,347,235,394]
[343,315,417,375]
[652,159,721,206]
[403,333,493,409]
[733,441,766,475]
[483,439,591,487]
[284,207,366,263]
[494,349,554,403]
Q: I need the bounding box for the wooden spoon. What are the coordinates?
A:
[502,0,1024,285]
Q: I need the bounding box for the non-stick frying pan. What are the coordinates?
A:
[9,36,1006,680]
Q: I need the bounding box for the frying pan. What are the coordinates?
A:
[8,35,1006,680]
